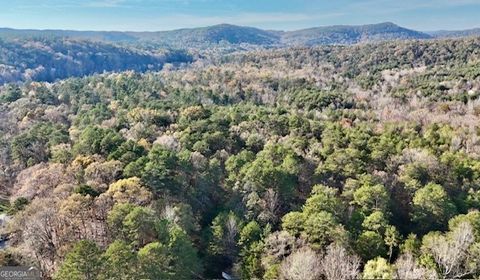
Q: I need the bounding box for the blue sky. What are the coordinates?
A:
[0,0,479,31]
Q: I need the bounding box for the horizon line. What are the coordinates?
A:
[0,22,478,34]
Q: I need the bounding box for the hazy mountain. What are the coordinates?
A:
[0,28,139,42]
[0,24,281,47]
[282,22,432,45]
[0,22,440,48]
[427,28,480,38]
[135,24,281,47]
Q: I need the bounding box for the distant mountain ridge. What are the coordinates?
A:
[0,22,429,47]
[427,28,480,38]
[0,22,478,48]
[281,22,431,46]
[143,24,281,47]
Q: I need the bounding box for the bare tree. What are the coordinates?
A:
[395,253,437,279]
[11,163,74,201]
[320,243,360,280]
[259,188,281,224]
[280,247,322,280]
[262,231,303,269]
[225,213,240,252]
[423,222,478,278]
[19,198,62,276]
[59,193,95,240]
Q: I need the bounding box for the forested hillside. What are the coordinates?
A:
[1,37,480,279]
[0,22,433,49]
[0,38,192,84]
[281,22,430,46]
[428,28,480,38]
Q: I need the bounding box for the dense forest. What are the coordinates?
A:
[0,22,432,49]
[0,38,192,84]
[0,36,480,279]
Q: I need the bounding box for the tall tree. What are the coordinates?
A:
[54,240,102,280]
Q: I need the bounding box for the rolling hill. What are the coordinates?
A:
[0,38,192,84]
[0,22,478,84]
[282,22,431,45]
[137,24,281,47]
[427,28,480,38]
[0,22,442,48]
